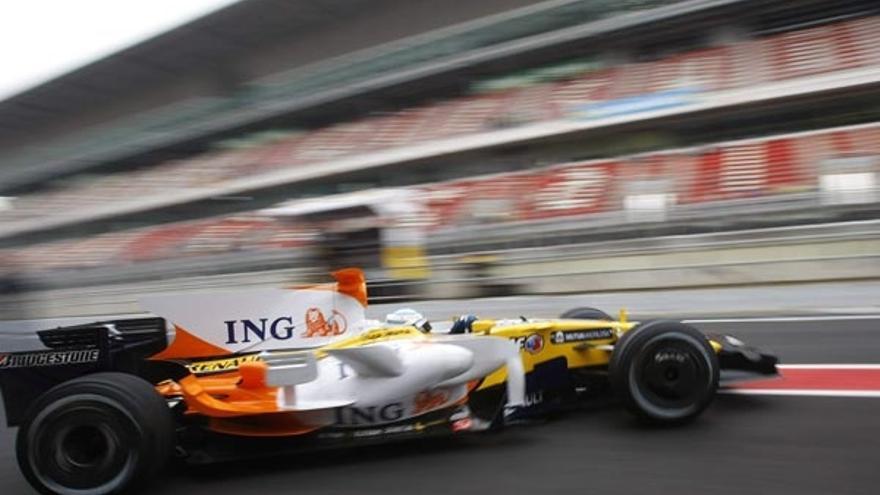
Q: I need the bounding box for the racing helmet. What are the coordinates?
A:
[385,308,432,333]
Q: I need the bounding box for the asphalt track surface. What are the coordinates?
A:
[1,315,879,494]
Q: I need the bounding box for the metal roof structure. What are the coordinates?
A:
[0,0,702,190]
[0,0,870,193]
[0,0,373,133]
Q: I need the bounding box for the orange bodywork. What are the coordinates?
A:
[144,269,461,437]
[160,361,279,417]
[158,361,322,436]
[179,375,277,417]
[151,325,231,361]
[208,414,321,437]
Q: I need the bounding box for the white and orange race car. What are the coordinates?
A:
[0,269,776,494]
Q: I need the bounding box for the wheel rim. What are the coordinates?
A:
[28,395,139,494]
[59,424,115,470]
[628,333,715,419]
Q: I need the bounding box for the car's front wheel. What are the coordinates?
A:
[609,320,719,424]
[16,372,174,495]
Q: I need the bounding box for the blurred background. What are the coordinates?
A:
[0,0,879,319]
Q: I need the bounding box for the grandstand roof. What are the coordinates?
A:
[0,0,373,131]
[0,0,709,190]
[1,0,870,195]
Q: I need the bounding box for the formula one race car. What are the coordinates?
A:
[0,269,777,494]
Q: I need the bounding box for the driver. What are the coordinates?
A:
[383,310,481,334]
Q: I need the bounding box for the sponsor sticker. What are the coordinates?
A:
[524,391,544,407]
[334,402,406,426]
[343,327,422,347]
[0,349,100,369]
[302,307,347,338]
[570,87,702,120]
[319,421,438,440]
[413,389,451,415]
[512,333,544,354]
[550,328,613,345]
[653,351,687,364]
[187,354,262,375]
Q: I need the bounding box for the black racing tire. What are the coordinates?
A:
[560,307,613,321]
[16,372,174,495]
[609,320,719,424]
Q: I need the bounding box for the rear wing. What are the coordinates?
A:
[0,317,169,426]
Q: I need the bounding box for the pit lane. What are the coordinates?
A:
[1,316,878,494]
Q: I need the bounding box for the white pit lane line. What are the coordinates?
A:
[720,389,880,398]
[778,364,880,370]
[685,317,880,398]
[720,364,880,398]
[683,314,880,324]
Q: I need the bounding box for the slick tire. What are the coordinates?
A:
[16,372,174,495]
[609,320,719,424]
[559,307,613,321]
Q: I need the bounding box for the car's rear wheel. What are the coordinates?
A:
[609,320,718,424]
[16,372,174,495]
[559,307,612,320]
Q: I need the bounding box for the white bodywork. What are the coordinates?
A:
[262,335,524,428]
[141,287,367,353]
[140,281,524,428]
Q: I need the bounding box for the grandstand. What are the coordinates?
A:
[1,0,879,307]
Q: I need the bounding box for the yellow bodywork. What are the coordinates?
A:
[317,312,644,391]
[313,312,724,393]
[475,317,637,389]
[171,310,729,427]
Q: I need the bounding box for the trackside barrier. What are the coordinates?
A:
[4,221,879,319]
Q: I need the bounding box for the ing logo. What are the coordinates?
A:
[302,307,347,338]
